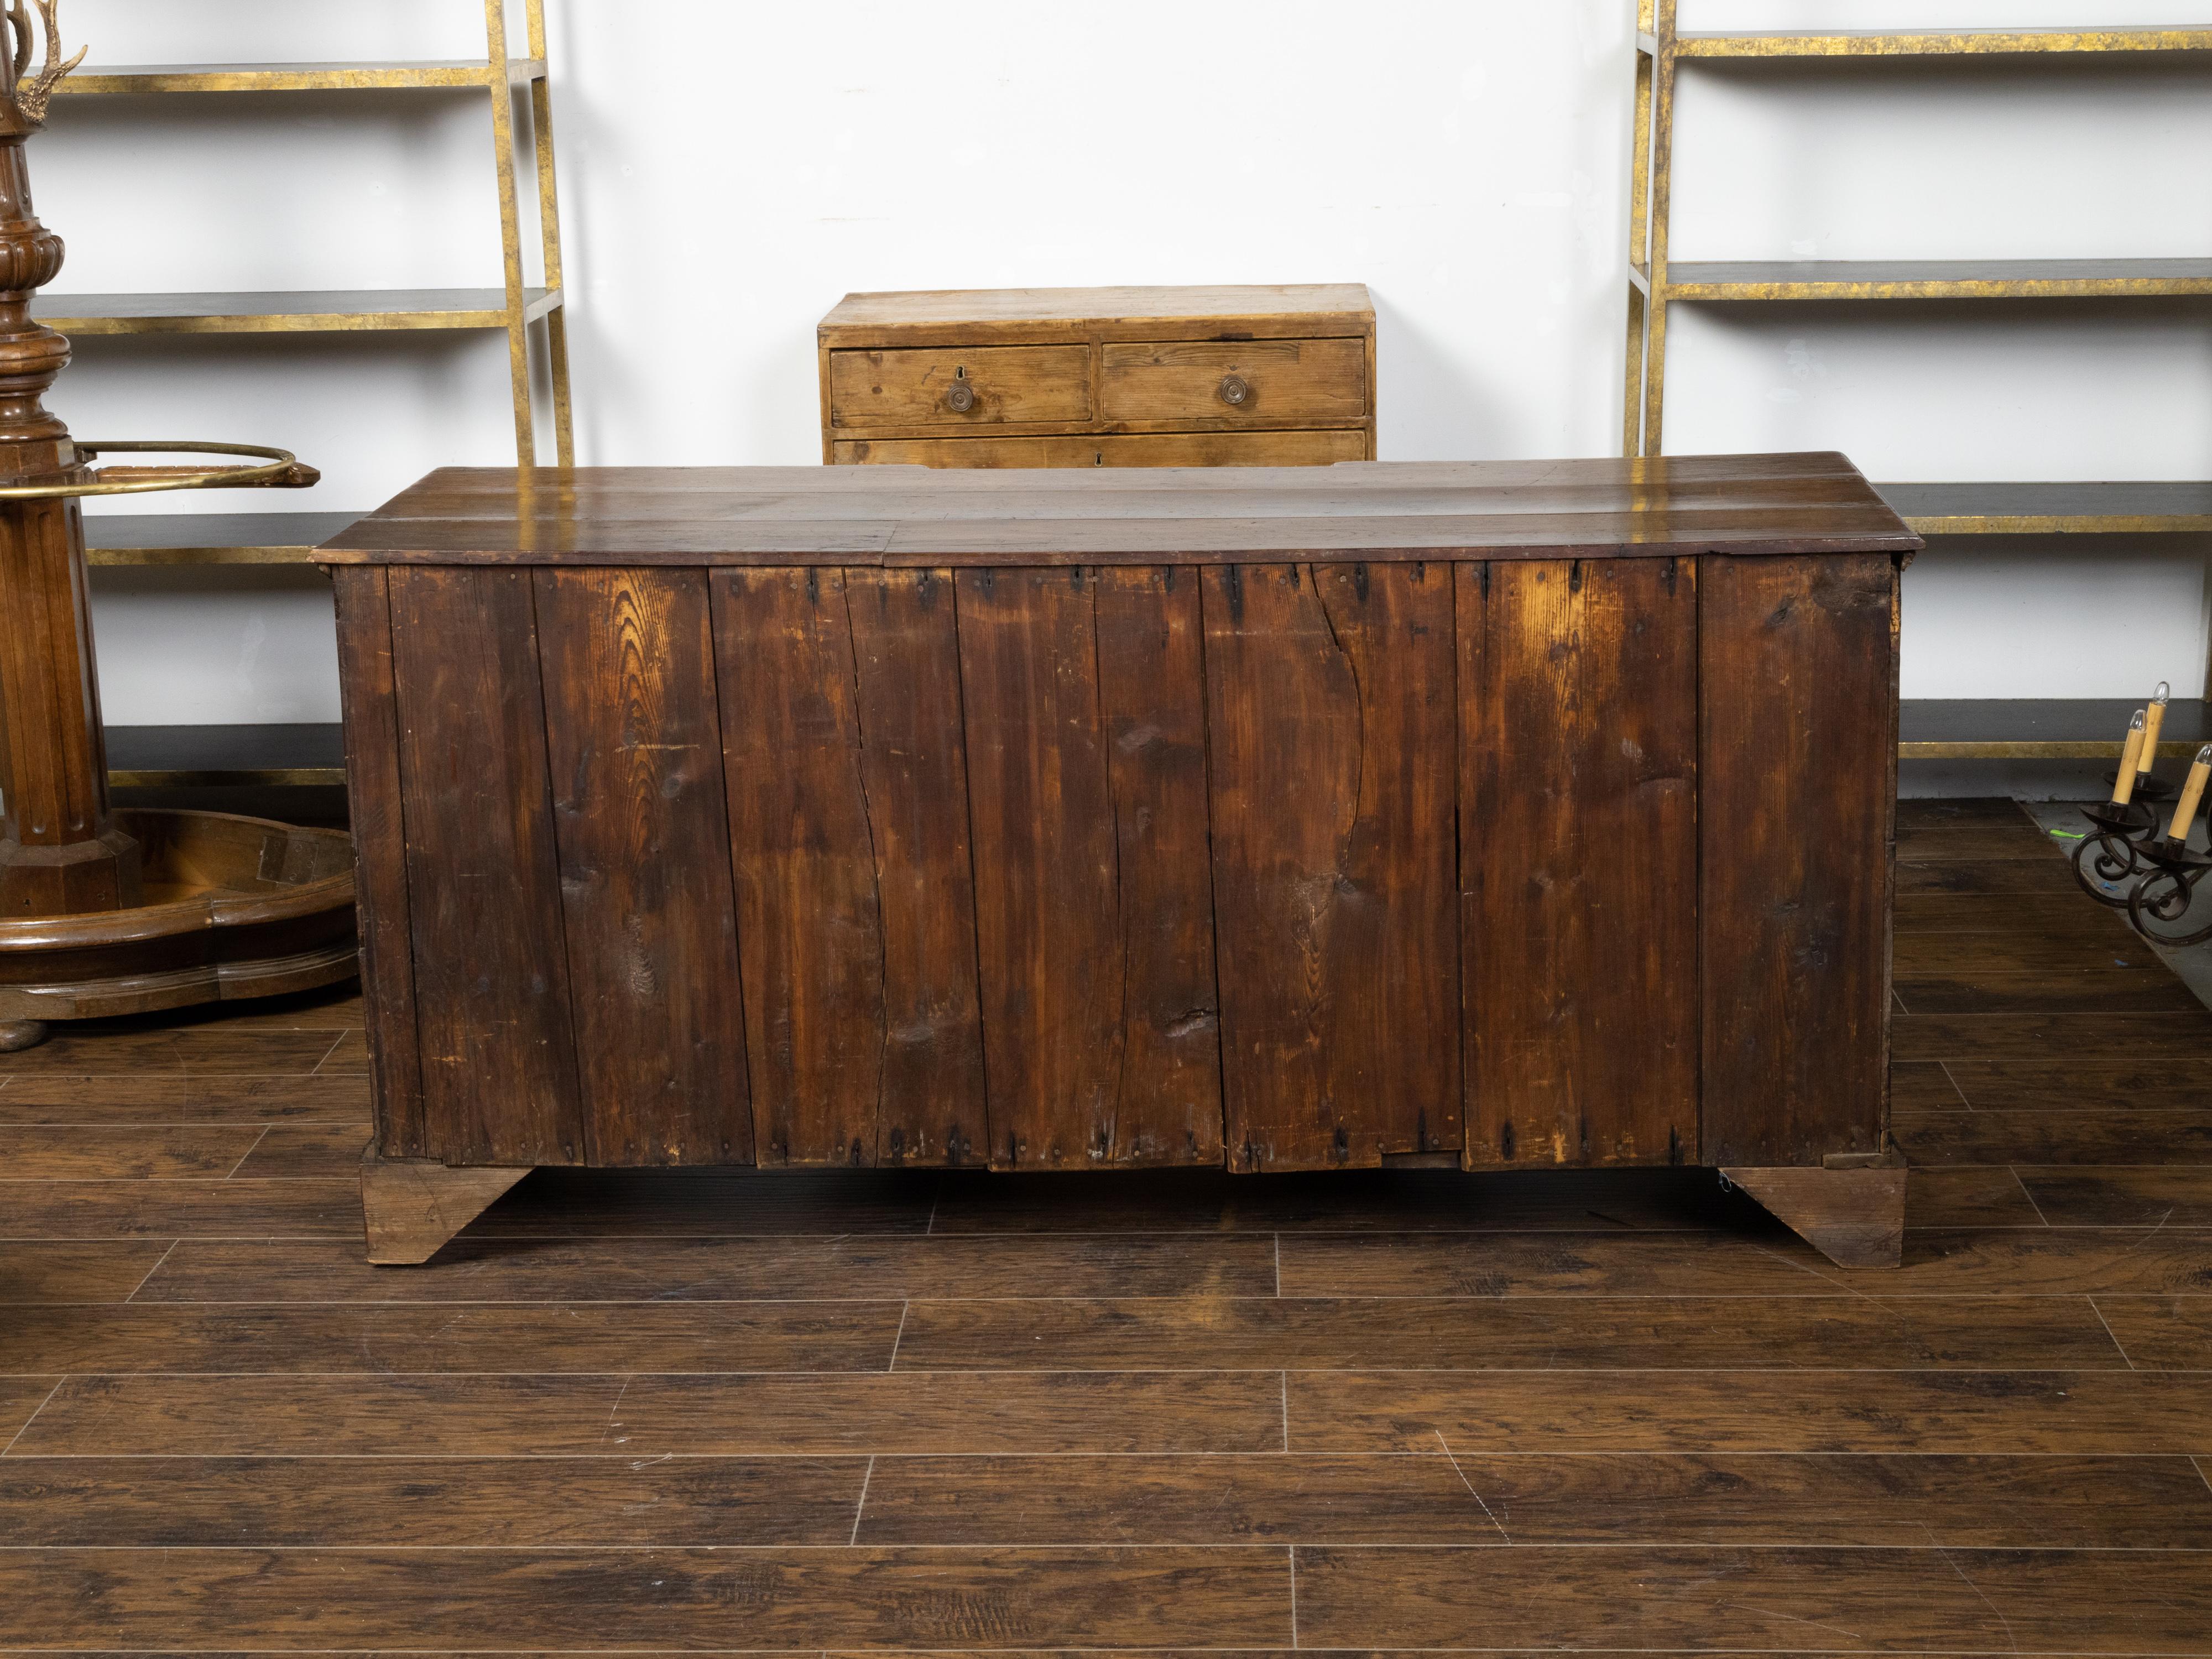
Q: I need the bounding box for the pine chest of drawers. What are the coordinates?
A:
[818,284,1376,469]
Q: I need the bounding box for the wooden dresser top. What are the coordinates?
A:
[319,451,1920,567]
[819,283,1375,347]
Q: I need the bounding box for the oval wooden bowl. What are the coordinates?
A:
[0,808,357,1035]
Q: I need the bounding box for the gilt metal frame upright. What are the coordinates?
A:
[483,0,571,468]
[1623,0,1676,458]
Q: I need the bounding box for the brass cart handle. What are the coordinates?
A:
[0,440,319,500]
[1218,374,1251,406]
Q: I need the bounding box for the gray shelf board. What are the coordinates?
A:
[83,513,364,565]
[33,287,560,332]
[105,723,347,787]
[1902,698,2212,760]
[1877,482,2212,534]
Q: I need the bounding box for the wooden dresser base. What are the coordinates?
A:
[364,1156,1910,1270]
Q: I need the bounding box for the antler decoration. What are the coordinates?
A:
[4,0,84,129]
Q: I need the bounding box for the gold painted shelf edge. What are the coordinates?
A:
[111,765,347,787]
[1648,27,2212,58]
[36,286,560,335]
[1896,742,2206,759]
[59,59,547,93]
[1660,258,2212,301]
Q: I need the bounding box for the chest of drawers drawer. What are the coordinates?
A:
[1099,338,1367,424]
[827,345,1094,427]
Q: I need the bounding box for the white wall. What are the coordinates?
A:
[43,0,2212,734]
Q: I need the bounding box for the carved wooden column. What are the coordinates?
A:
[0,2,134,922]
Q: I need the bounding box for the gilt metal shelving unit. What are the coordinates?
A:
[43,1,572,790]
[54,0,571,586]
[1625,5,2212,759]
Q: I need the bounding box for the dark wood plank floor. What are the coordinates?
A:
[3,797,2210,1652]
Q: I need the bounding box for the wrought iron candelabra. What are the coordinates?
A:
[2071,689,2212,947]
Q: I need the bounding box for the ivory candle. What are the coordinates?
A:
[2168,743,2212,845]
[2140,682,2171,776]
[2112,709,2147,805]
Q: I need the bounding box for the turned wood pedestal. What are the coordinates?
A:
[324,453,1919,1268]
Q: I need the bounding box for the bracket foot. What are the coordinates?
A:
[362,1149,530,1265]
[1723,1154,1907,1269]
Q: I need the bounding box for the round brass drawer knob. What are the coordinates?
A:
[945,380,977,413]
[1218,374,1251,406]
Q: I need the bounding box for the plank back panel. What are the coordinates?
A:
[956,568,1126,1168]
[1094,567,1226,1166]
[711,568,884,1166]
[845,568,989,1167]
[1460,559,1698,1170]
[535,569,752,1166]
[1203,562,1459,1170]
[386,567,584,1166]
[330,566,426,1161]
[1700,552,1898,1166]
